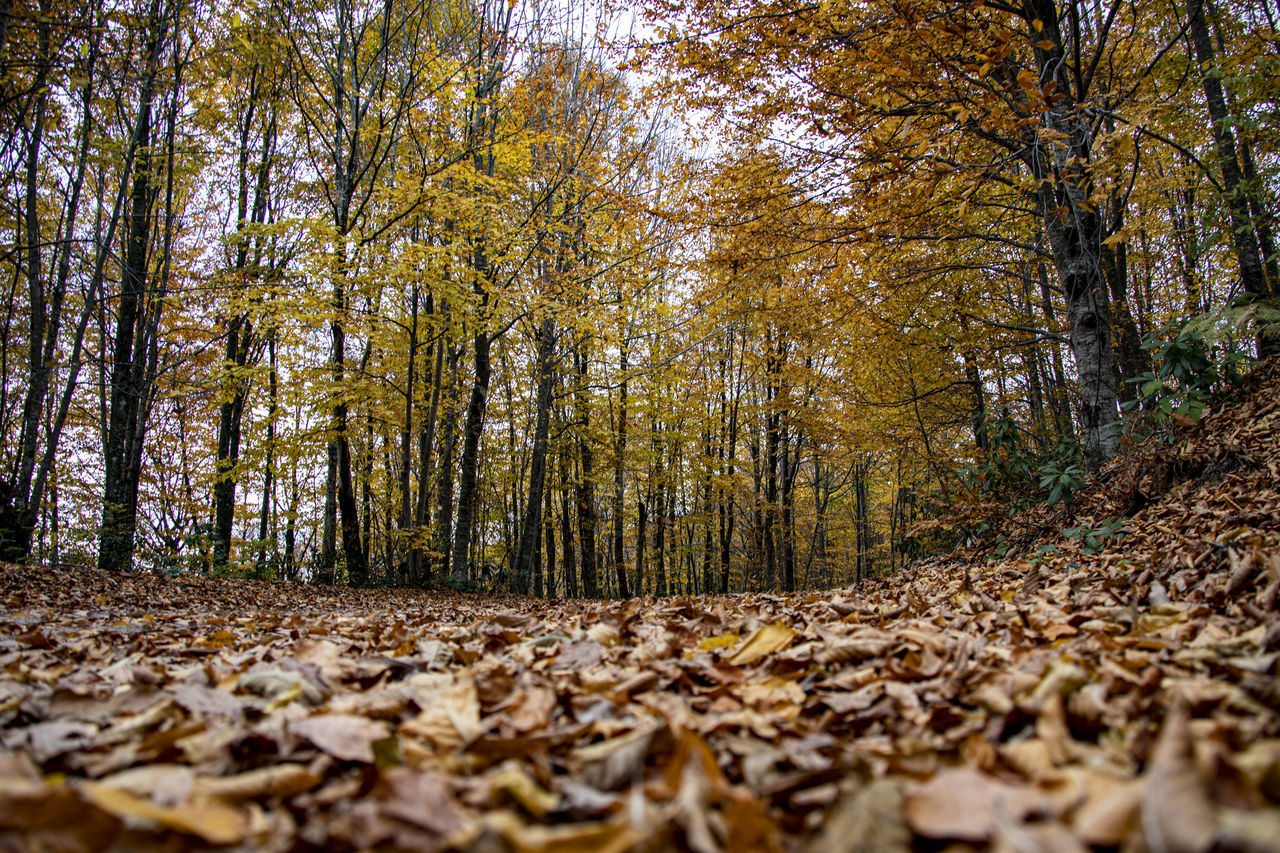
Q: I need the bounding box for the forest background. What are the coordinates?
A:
[0,0,1276,595]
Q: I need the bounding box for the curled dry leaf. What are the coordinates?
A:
[1141,706,1217,853]
[193,764,321,800]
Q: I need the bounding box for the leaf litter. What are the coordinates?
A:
[1,360,1279,851]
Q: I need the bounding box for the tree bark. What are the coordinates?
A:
[1186,0,1278,356]
[1025,0,1121,461]
[513,317,555,592]
[573,341,598,597]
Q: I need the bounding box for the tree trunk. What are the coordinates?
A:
[1026,0,1121,461]
[99,49,158,573]
[635,498,647,596]
[513,317,555,592]
[255,331,278,576]
[558,449,578,598]
[573,342,598,597]
[611,347,629,597]
[451,328,491,582]
[1186,0,1278,356]
[543,484,556,598]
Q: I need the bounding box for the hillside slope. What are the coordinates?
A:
[0,360,1277,852]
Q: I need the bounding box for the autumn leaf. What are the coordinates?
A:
[80,782,247,845]
[291,713,391,763]
[727,622,798,665]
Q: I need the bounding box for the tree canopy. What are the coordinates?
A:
[0,0,1276,591]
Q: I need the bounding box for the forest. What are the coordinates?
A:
[2,0,1280,849]
[0,0,1277,594]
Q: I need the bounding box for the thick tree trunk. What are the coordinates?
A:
[1023,0,1121,461]
[99,65,156,574]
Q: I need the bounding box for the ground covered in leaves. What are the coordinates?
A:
[2,364,1279,853]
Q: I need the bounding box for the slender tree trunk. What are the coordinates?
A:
[399,283,418,577]
[543,484,556,598]
[700,426,714,594]
[435,368,459,580]
[558,448,578,598]
[573,342,598,597]
[763,414,779,591]
[611,347,629,597]
[451,327,491,582]
[780,425,797,592]
[412,293,444,585]
[513,317,555,591]
[1186,0,1277,356]
[211,317,248,570]
[256,331,278,576]
[13,1,51,556]
[635,497,647,596]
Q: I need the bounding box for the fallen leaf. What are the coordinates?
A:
[80,781,247,845]
[906,766,1043,841]
[811,778,909,853]
[292,713,391,763]
[193,764,321,800]
[1141,706,1216,853]
[728,622,798,666]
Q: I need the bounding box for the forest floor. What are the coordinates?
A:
[1,360,1279,852]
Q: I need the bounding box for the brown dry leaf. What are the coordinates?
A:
[483,810,642,853]
[172,683,243,719]
[0,777,120,851]
[815,634,898,666]
[1073,771,1142,845]
[379,767,470,837]
[193,764,321,800]
[727,622,798,666]
[572,723,662,791]
[906,766,1044,841]
[810,777,909,853]
[490,763,560,818]
[98,763,195,806]
[239,668,325,706]
[292,713,391,763]
[1217,807,1280,853]
[993,819,1088,853]
[507,685,557,732]
[80,781,247,845]
[401,678,483,749]
[1141,706,1217,853]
